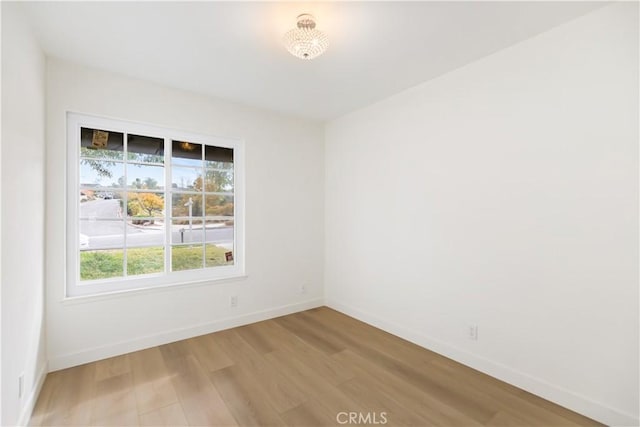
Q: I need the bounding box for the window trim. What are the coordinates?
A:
[66,112,245,298]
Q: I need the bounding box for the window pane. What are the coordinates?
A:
[80,161,124,188]
[172,244,203,271]
[203,169,233,192]
[172,141,202,167]
[127,134,164,164]
[204,222,233,245]
[204,145,233,169]
[80,127,124,160]
[80,192,124,220]
[172,166,202,191]
[171,219,203,244]
[205,244,234,267]
[80,249,124,281]
[80,219,124,250]
[127,218,165,247]
[126,246,164,276]
[204,195,234,217]
[127,164,165,189]
[79,190,125,216]
[126,192,165,218]
[171,193,202,217]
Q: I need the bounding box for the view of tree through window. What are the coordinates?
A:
[78,127,235,282]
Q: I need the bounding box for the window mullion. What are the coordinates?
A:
[123,133,128,277]
[201,144,206,268]
[165,137,172,274]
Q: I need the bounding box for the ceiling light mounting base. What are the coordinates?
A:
[296,14,317,30]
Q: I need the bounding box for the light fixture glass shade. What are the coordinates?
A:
[283,14,328,60]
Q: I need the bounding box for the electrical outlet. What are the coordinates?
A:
[300,284,307,294]
[468,325,478,341]
[18,373,24,398]
[229,295,238,308]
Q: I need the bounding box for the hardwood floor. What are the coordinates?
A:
[30,307,602,427]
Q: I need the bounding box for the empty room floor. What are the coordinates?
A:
[30,308,601,426]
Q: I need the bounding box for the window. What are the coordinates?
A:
[67,113,244,297]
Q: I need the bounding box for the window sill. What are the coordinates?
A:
[60,274,249,305]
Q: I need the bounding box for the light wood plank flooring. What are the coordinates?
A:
[30,307,602,426]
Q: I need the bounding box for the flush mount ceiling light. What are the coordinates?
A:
[283,14,329,60]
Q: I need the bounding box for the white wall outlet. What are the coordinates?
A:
[468,325,479,341]
[229,295,238,308]
[18,373,24,398]
[300,283,308,294]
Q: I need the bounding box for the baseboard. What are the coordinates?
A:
[17,362,48,426]
[48,298,323,371]
[325,299,639,427]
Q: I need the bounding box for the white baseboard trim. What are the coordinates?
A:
[48,298,323,371]
[326,299,639,427]
[17,362,49,427]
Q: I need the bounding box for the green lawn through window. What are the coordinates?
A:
[80,244,231,280]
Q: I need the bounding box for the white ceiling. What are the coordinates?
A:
[18,1,604,121]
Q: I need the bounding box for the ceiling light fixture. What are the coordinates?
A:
[283,14,328,60]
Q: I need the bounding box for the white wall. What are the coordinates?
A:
[1,3,48,426]
[0,4,3,424]
[0,3,3,423]
[325,3,638,426]
[45,59,325,370]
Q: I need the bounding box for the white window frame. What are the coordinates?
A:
[66,112,245,298]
